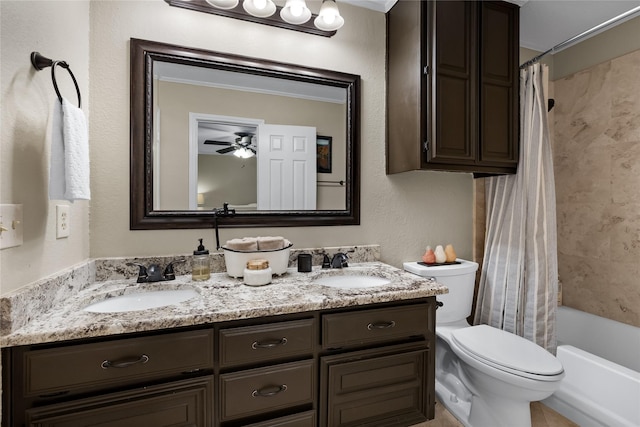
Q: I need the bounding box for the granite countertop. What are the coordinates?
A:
[1,262,447,348]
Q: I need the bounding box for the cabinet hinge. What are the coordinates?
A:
[423,65,430,75]
[423,141,429,152]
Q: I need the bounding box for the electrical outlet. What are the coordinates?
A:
[0,204,23,249]
[56,205,70,239]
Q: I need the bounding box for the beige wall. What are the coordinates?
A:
[0,1,473,294]
[553,47,640,327]
[0,1,90,294]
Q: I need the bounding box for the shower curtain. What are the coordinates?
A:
[474,63,559,353]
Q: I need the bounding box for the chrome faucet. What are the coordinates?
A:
[126,259,185,283]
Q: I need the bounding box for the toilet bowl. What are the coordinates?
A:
[404,260,564,427]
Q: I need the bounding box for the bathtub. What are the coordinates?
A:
[542,306,640,427]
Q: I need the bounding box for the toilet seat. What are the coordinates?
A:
[451,325,564,381]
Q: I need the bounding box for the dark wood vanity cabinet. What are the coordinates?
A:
[3,298,436,427]
[387,0,519,175]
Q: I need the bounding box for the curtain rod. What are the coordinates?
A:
[520,5,640,69]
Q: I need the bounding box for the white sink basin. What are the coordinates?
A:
[313,275,391,289]
[84,289,199,313]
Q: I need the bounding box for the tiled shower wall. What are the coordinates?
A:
[553,48,640,327]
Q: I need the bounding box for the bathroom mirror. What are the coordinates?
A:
[130,38,360,229]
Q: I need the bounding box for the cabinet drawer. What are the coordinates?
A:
[322,303,430,349]
[219,359,315,421]
[219,318,315,368]
[23,329,213,397]
[26,376,213,427]
[244,410,316,427]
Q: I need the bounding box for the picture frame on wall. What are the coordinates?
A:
[316,135,332,173]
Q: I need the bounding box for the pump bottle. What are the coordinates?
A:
[192,238,210,281]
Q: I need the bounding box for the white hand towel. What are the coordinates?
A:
[49,98,90,201]
[49,101,65,200]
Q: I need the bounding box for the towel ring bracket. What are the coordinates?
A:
[30,52,82,108]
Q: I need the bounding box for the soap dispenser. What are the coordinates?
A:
[192,238,210,281]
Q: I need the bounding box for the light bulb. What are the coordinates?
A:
[322,14,335,25]
[314,0,343,31]
[243,0,275,17]
[280,0,311,24]
[290,3,302,16]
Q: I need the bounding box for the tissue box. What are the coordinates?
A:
[223,243,292,278]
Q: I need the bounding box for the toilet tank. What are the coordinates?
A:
[403,259,479,324]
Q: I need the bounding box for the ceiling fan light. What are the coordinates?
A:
[205,0,239,9]
[280,0,311,25]
[234,147,254,159]
[243,0,276,17]
[314,0,344,31]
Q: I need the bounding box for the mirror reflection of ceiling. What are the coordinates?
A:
[154,61,346,104]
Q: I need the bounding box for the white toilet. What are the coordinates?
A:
[404,259,564,427]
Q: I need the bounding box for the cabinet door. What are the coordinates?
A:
[479,1,519,169]
[26,377,213,427]
[430,0,477,167]
[320,342,432,427]
[386,0,429,174]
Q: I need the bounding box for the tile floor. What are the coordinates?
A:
[412,400,578,427]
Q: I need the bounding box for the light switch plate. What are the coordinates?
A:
[0,204,24,249]
[56,204,70,239]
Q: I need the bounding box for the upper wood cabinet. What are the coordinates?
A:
[386,0,519,175]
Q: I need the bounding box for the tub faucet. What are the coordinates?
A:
[126,259,185,283]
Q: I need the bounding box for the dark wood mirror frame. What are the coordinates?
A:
[130,38,360,230]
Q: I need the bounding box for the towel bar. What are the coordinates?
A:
[30,52,82,108]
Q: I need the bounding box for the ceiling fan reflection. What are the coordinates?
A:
[204,132,256,157]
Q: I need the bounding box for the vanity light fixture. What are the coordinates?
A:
[166,0,341,37]
[205,0,239,9]
[280,0,311,24]
[242,0,276,18]
[315,0,344,31]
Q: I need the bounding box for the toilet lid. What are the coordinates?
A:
[451,325,563,379]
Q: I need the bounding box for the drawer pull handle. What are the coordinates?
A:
[251,337,288,349]
[101,354,149,369]
[367,321,396,330]
[252,384,288,397]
